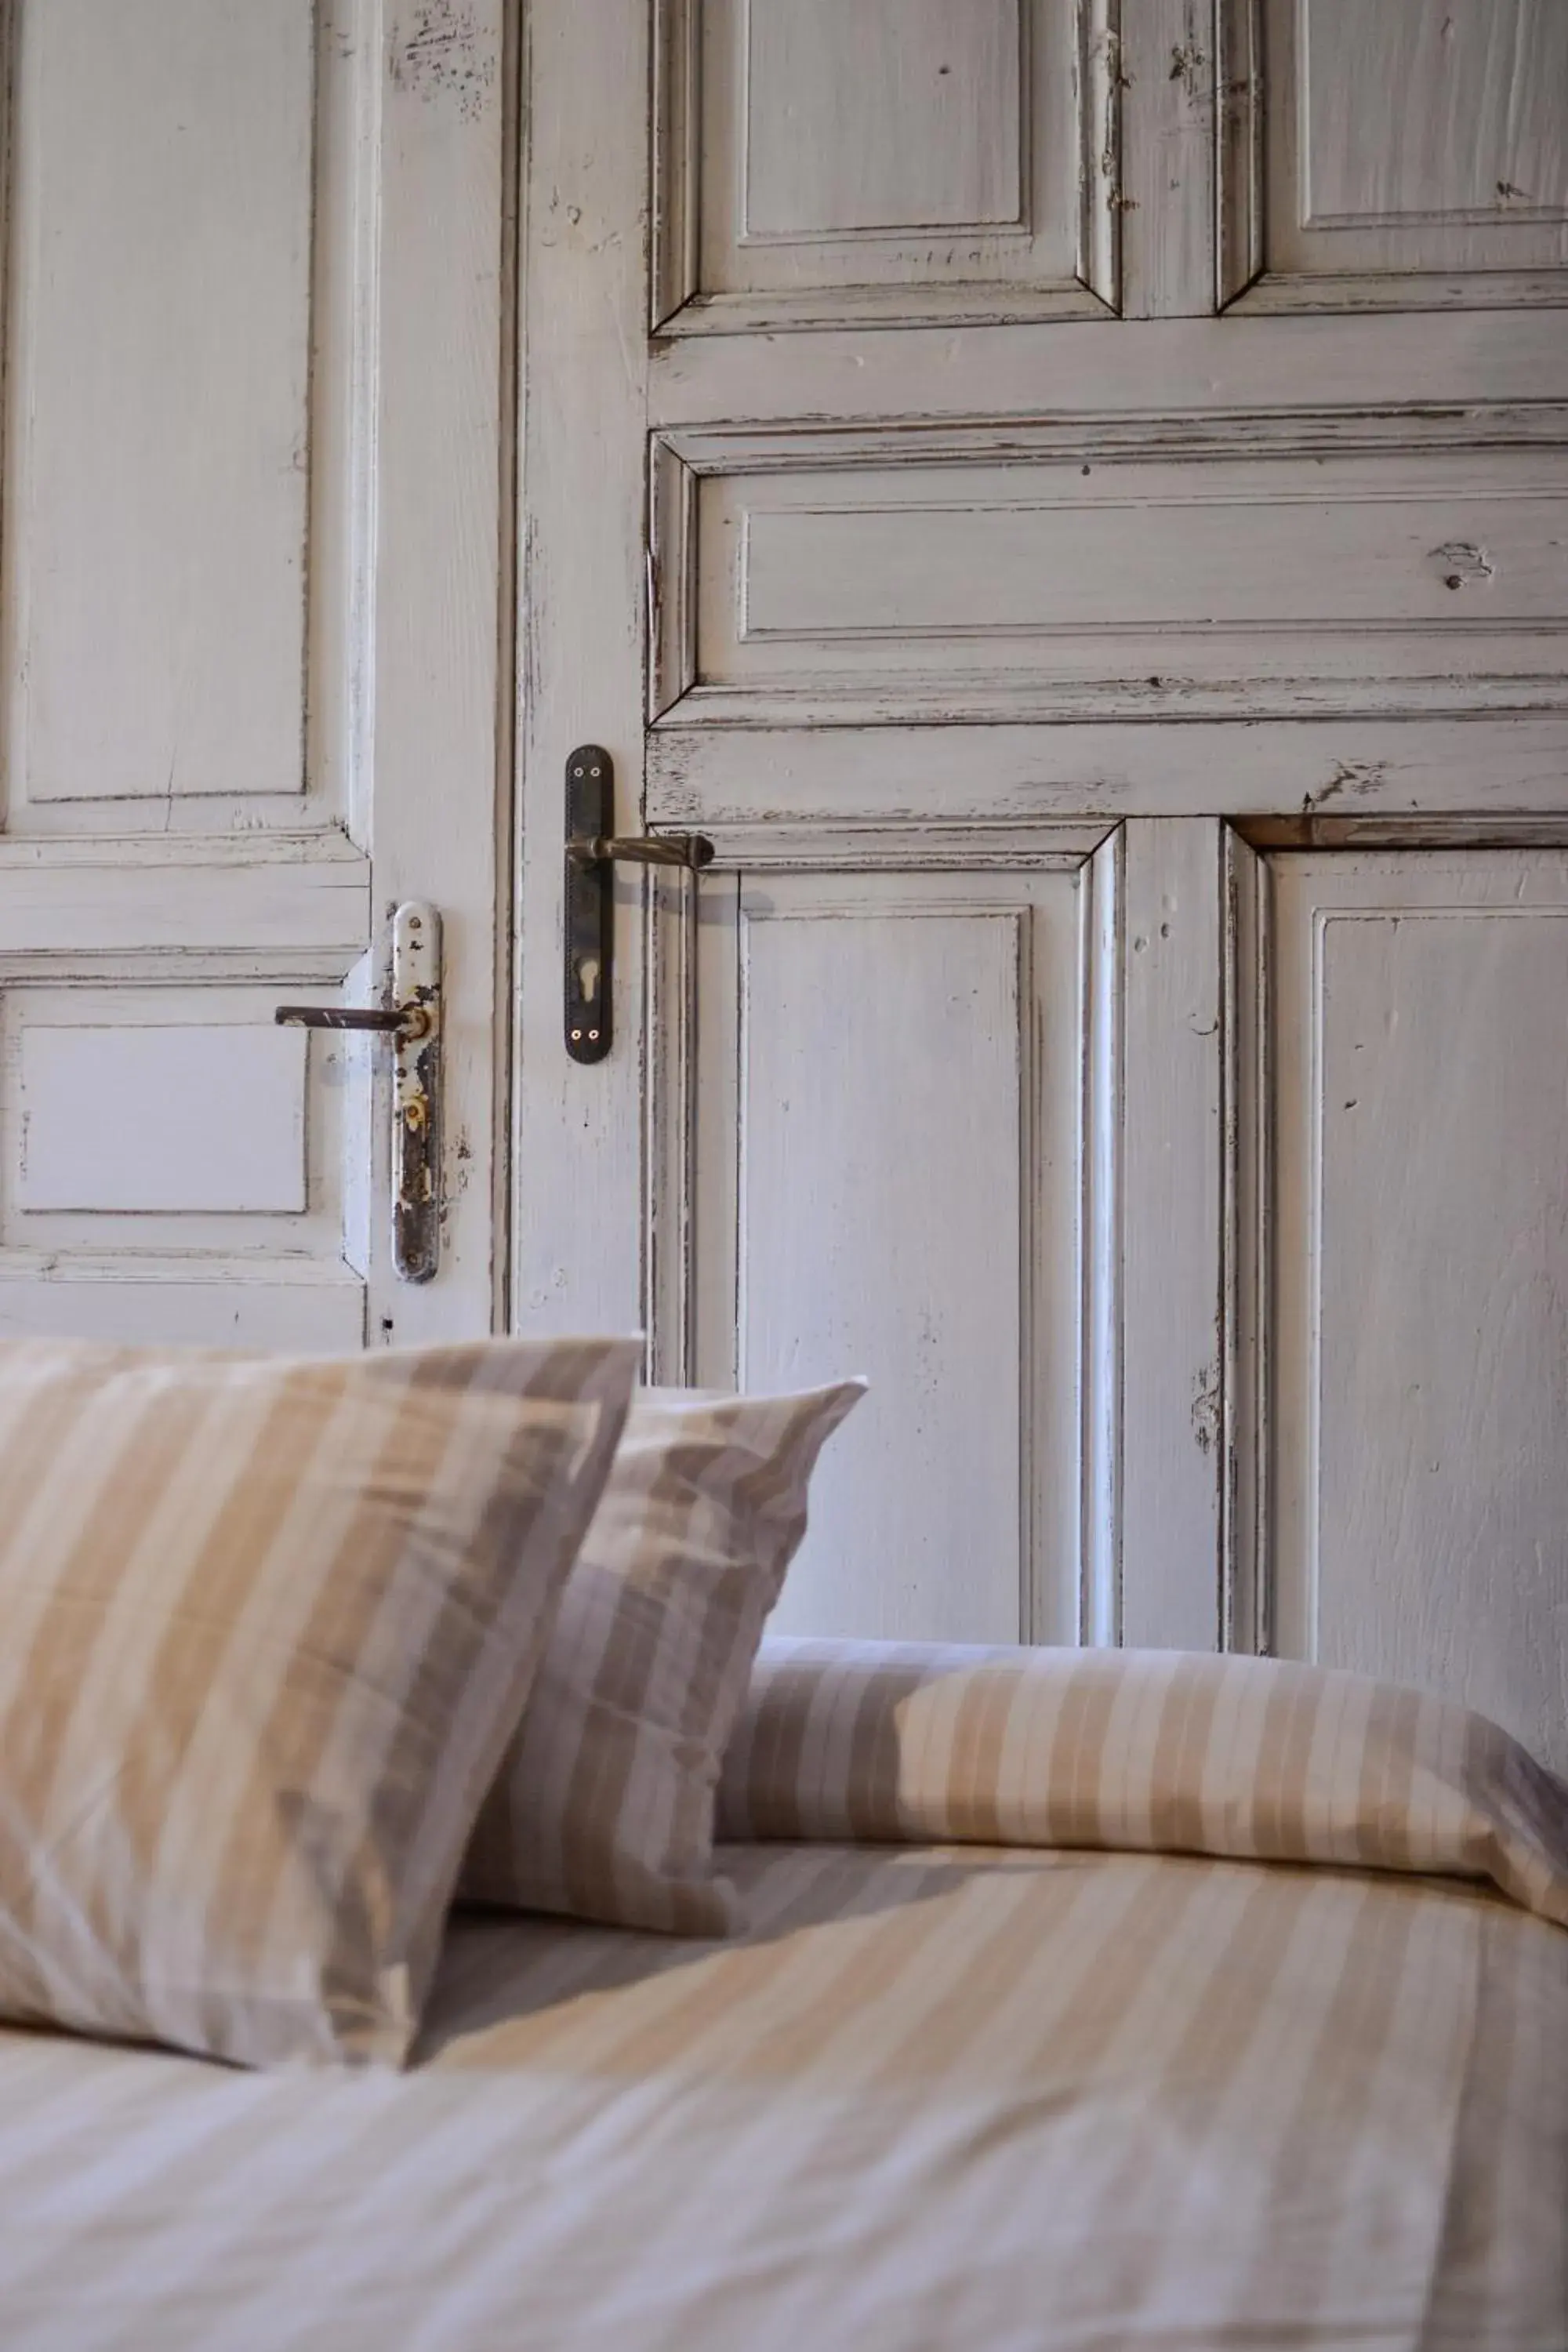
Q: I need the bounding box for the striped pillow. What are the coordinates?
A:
[0,1334,640,2067]
[717,1639,1568,1929]
[461,1381,865,1933]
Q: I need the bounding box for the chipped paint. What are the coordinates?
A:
[1191,1362,1221,1457]
[390,2,496,121]
[1303,760,1392,815]
[1430,540,1496,590]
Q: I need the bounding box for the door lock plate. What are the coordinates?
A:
[391,901,442,1282]
[564,746,615,1064]
[563,746,713,1065]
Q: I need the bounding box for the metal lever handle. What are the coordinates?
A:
[566,833,714,871]
[272,901,443,1283]
[564,746,713,1066]
[274,1004,432,1038]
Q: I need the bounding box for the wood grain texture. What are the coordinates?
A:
[1117,818,1225,1651]
[1233,0,1568,310]
[679,864,1087,1646]
[364,0,508,1344]
[680,442,1568,720]
[512,0,650,1341]
[1119,0,1215,317]
[648,717,1568,828]
[0,834,367,971]
[741,0,1023,236]
[651,310,1568,425]
[659,0,1115,330]
[1269,850,1568,1774]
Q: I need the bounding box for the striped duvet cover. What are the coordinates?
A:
[0,1641,1563,2350]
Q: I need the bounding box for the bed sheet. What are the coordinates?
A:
[0,1842,1563,2351]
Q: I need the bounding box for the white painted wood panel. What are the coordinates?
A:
[648,716,1568,827]
[19,1025,307,1214]
[0,1265,365,1352]
[4,0,314,809]
[1298,3,1566,231]
[744,0,1022,234]
[1234,0,1568,309]
[361,0,509,1345]
[513,0,650,1342]
[1119,0,1216,319]
[1119,820,1225,1651]
[652,310,1568,426]
[1269,851,1568,1774]
[0,834,368,971]
[659,0,1116,328]
[673,862,1090,1644]
[676,445,1568,720]
[1,982,352,1269]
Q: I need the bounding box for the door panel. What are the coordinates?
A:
[1268,851,1568,1772]
[1232,0,1568,309]
[0,0,509,1348]
[656,0,1118,331]
[672,862,1090,1643]
[16,1018,310,1216]
[668,440,1567,724]
[7,0,313,811]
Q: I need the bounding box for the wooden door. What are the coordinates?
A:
[0,0,510,1348]
[516,0,1568,1682]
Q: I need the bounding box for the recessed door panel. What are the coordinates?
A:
[655,0,1116,328]
[1270,850,1568,1773]
[674,862,1089,1643]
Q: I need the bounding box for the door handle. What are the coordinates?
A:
[567,833,714,871]
[564,746,712,1065]
[274,901,443,1284]
[272,1005,419,1035]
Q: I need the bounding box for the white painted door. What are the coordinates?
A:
[0,0,509,1349]
[517,0,1568,1705]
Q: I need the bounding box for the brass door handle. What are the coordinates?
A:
[273,902,443,1283]
[566,833,714,870]
[564,746,713,1066]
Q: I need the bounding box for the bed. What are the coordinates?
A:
[2,1640,1565,2352]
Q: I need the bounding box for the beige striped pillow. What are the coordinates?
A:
[717,1639,1568,1928]
[0,1334,640,2067]
[461,1381,865,1933]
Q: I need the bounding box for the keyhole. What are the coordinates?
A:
[577,956,601,1005]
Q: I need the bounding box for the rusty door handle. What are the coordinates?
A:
[273,901,443,1283]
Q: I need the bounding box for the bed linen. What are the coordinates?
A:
[463,1379,864,1934]
[0,1334,641,2068]
[0,1837,1563,2352]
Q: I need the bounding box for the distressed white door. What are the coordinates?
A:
[517,0,1568,1680]
[0,0,509,1348]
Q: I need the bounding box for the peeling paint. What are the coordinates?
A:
[1430,539,1495,590]
[390,2,496,122]
[1169,41,1207,96]
[1191,1362,1221,1457]
[1303,760,1391,815]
